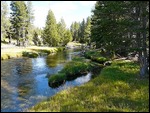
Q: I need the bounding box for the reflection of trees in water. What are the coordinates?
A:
[46,52,67,68]
[15,58,33,75]
[1,58,35,111]
[17,80,32,97]
[13,58,35,98]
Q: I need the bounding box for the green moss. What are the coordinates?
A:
[49,73,66,83]
[84,50,108,64]
[22,51,39,58]
[29,60,149,112]
[91,56,108,64]
[49,73,66,88]
[61,61,90,76]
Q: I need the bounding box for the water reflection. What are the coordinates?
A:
[1,49,91,112]
[46,51,67,68]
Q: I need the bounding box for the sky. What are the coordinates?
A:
[6,1,96,29]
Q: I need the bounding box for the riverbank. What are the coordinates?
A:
[1,41,83,60]
[1,46,64,60]
[29,59,149,112]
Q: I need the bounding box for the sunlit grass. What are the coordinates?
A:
[29,60,149,112]
[48,57,92,87]
[1,46,64,60]
[67,42,82,47]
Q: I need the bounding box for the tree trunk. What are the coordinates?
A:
[140,2,148,77]
[17,39,19,46]
[9,35,12,44]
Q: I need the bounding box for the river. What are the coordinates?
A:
[1,49,92,112]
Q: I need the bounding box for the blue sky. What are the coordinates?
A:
[6,1,96,29]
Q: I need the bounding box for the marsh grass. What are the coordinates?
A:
[48,57,92,87]
[29,60,149,112]
[1,46,64,60]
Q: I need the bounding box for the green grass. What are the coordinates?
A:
[49,73,66,83]
[48,57,92,87]
[67,42,82,46]
[29,60,149,112]
[84,50,109,64]
[48,73,66,88]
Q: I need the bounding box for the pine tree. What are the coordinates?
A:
[79,19,85,43]
[73,21,80,41]
[91,1,149,76]
[84,16,91,45]
[43,10,59,46]
[70,22,75,40]
[33,31,38,46]
[91,1,131,55]
[26,1,34,45]
[63,29,73,45]
[1,1,11,42]
[57,18,66,46]
[10,1,28,46]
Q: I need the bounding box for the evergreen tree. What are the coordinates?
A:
[91,1,131,55]
[43,10,59,46]
[79,19,85,43]
[63,29,73,46]
[57,18,66,46]
[84,16,91,45]
[10,1,28,46]
[73,21,80,41]
[130,1,149,76]
[91,1,149,76]
[33,31,38,46]
[33,27,43,46]
[1,1,11,42]
[26,1,34,45]
[70,22,75,41]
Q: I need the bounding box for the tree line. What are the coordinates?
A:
[1,1,91,47]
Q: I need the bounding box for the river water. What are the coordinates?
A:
[1,49,92,112]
